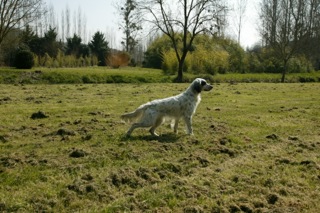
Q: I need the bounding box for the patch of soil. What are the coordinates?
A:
[110,168,142,188]
[69,149,87,158]
[28,197,56,212]
[73,119,82,125]
[82,134,93,141]
[266,193,279,205]
[0,97,11,102]
[67,178,97,195]
[0,157,22,168]
[239,203,254,213]
[81,174,94,181]
[0,135,8,143]
[209,122,229,134]
[208,145,237,157]
[288,136,299,141]
[219,137,231,145]
[0,202,5,211]
[57,128,76,136]
[196,156,210,167]
[266,134,279,140]
[43,128,77,139]
[31,111,48,119]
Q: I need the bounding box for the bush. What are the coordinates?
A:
[15,50,34,69]
[288,56,314,73]
[162,50,178,74]
[107,52,130,68]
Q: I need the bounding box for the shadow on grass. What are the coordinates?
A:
[120,133,180,143]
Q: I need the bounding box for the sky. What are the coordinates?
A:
[46,0,261,49]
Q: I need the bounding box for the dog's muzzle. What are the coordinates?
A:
[203,84,213,91]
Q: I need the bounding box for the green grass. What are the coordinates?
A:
[0,66,319,83]
[0,83,319,212]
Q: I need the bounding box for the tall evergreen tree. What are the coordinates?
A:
[43,27,59,58]
[66,34,89,58]
[89,32,110,66]
[66,34,82,56]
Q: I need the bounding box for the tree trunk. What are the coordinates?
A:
[281,60,287,83]
[281,70,286,83]
[176,61,183,83]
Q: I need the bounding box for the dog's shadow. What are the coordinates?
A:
[121,133,180,143]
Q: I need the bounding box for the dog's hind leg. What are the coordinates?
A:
[126,122,151,136]
[171,119,179,134]
[149,117,164,136]
[126,109,156,136]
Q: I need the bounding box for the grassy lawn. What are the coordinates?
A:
[0,82,319,212]
[0,67,319,83]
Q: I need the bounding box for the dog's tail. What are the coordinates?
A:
[121,104,147,123]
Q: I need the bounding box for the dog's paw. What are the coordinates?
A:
[187,132,194,136]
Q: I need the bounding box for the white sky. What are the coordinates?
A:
[46,0,261,49]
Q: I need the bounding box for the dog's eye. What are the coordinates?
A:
[201,80,207,86]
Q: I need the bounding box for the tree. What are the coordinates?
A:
[66,34,82,56]
[89,32,110,66]
[20,25,37,47]
[260,0,319,82]
[233,0,248,45]
[139,0,227,82]
[0,0,45,47]
[43,27,59,58]
[144,34,173,68]
[66,34,89,58]
[66,5,71,39]
[117,0,142,55]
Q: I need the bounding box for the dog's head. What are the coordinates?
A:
[192,78,213,93]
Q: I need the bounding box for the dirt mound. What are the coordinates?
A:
[69,149,87,158]
[31,111,48,119]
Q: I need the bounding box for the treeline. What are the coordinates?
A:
[258,0,320,81]
[144,34,316,75]
[0,0,319,76]
[0,26,130,69]
[2,26,317,75]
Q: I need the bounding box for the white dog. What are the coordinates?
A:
[121,78,213,136]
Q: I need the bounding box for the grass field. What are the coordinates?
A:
[0,82,319,212]
[0,67,319,83]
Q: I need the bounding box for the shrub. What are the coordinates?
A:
[14,50,34,69]
[189,46,228,75]
[162,50,178,75]
[144,35,173,69]
[107,52,130,68]
[288,56,314,73]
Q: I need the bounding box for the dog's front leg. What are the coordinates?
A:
[184,116,193,135]
[171,119,179,134]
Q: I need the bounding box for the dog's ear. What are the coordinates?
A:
[193,80,202,93]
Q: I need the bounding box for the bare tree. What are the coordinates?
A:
[139,0,227,82]
[82,13,87,43]
[48,4,55,29]
[73,10,77,37]
[77,6,82,38]
[66,5,71,38]
[116,0,142,55]
[61,10,65,42]
[0,0,45,46]
[260,0,319,82]
[106,27,116,49]
[233,0,247,44]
